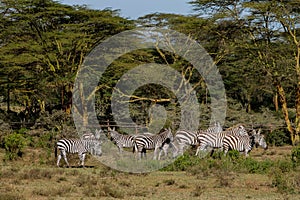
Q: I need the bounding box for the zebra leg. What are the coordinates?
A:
[171,143,178,158]
[223,147,229,156]
[153,146,159,160]
[244,150,249,157]
[61,151,70,167]
[158,148,163,160]
[57,154,62,167]
[196,144,209,158]
[118,145,123,154]
[195,146,201,156]
[80,153,86,167]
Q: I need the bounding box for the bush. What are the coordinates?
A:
[4,133,27,160]
[266,129,291,146]
[291,146,300,164]
[161,153,201,171]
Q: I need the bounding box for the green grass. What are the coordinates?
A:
[0,146,300,199]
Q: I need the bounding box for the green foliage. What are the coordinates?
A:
[291,146,300,164]
[271,169,296,194]
[238,158,274,174]
[162,153,201,171]
[227,150,240,161]
[4,133,27,160]
[266,129,291,146]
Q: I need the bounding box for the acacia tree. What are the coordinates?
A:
[244,0,300,145]
[190,0,300,144]
[0,0,134,122]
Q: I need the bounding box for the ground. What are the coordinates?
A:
[0,146,299,200]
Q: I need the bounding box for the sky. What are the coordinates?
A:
[60,0,194,19]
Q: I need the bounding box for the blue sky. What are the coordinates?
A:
[60,0,194,19]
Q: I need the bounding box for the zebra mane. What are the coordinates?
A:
[225,123,246,131]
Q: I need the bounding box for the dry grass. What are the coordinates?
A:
[0,147,300,200]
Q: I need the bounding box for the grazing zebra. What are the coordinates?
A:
[133,128,173,160]
[195,125,248,156]
[55,131,102,167]
[173,122,223,157]
[223,129,267,156]
[107,127,136,153]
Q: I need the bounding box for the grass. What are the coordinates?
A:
[0,146,300,199]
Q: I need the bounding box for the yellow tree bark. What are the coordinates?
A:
[276,82,299,145]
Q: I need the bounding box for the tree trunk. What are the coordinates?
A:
[274,92,279,112]
[276,82,297,144]
[294,44,300,145]
[294,81,300,145]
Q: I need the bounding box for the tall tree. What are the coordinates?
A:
[190,0,300,144]
[0,0,134,122]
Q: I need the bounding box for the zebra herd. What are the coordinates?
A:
[55,122,268,167]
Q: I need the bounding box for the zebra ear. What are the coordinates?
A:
[257,128,262,135]
[108,127,111,131]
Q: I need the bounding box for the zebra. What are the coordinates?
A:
[133,128,173,160]
[55,131,102,167]
[172,122,223,157]
[223,129,267,156]
[195,124,249,156]
[107,127,136,153]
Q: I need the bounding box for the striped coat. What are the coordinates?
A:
[133,128,173,160]
[55,132,102,167]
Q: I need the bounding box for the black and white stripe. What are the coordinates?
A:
[172,130,199,157]
[173,122,223,157]
[223,128,267,156]
[107,127,135,153]
[55,132,102,167]
[195,125,248,156]
[133,128,173,160]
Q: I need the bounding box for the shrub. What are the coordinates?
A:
[4,133,27,160]
[238,157,274,174]
[161,153,201,171]
[266,129,291,146]
[291,146,300,164]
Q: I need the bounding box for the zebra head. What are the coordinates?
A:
[107,126,117,141]
[237,125,248,136]
[252,129,268,150]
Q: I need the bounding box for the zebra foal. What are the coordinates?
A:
[55,130,102,167]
